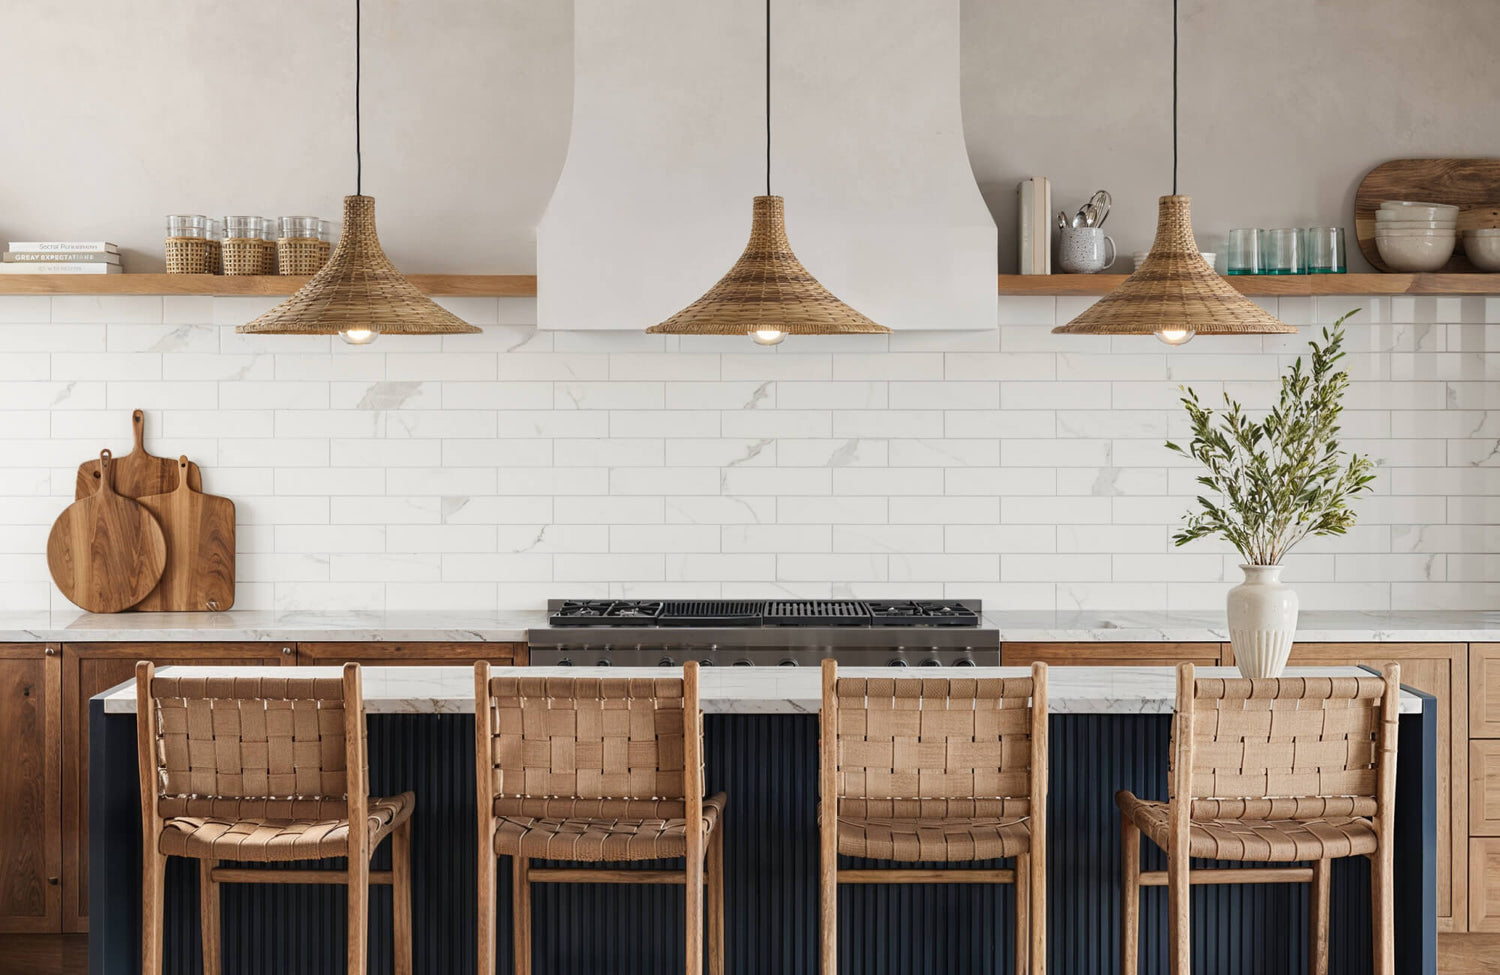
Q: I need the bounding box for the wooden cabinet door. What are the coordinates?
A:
[1471,741,1500,837]
[1471,839,1500,932]
[0,644,61,932]
[1471,644,1500,738]
[60,641,292,932]
[1287,642,1468,932]
[295,641,526,666]
[1001,642,1223,667]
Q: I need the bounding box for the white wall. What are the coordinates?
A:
[2,293,1493,613]
[3,1,1497,272]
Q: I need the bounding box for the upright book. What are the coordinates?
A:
[1017,178,1052,274]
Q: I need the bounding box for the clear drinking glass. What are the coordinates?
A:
[223,216,264,239]
[1303,227,1346,273]
[319,218,339,244]
[1260,228,1301,275]
[1227,228,1261,274]
[166,214,207,238]
[280,215,320,239]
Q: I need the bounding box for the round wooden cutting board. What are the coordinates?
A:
[48,449,167,613]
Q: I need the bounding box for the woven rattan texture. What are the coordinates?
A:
[147,675,360,819]
[277,237,325,276]
[837,815,1031,861]
[239,196,478,335]
[647,196,890,336]
[1053,195,1296,335]
[1174,676,1384,813]
[485,675,691,815]
[493,794,725,862]
[831,675,1036,816]
[165,237,214,275]
[1117,794,1377,861]
[221,239,263,276]
[159,792,413,861]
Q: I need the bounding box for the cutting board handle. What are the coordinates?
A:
[131,409,145,454]
[97,450,114,496]
[176,456,191,491]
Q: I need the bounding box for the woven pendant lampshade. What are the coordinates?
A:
[1052,195,1294,339]
[237,195,478,338]
[647,196,890,339]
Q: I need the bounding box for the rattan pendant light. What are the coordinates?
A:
[646,0,888,345]
[1052,0,1294,344]
[237,0,478,343]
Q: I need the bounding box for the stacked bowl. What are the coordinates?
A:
[1375,201,1458,271]
[1462,228,1500,272]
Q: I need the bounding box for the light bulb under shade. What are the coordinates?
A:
[1155,328,1196,346]
[750,329,787,346]
[339,327,380,346]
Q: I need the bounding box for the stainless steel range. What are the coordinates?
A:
[526,599,997,667]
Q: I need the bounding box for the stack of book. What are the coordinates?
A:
[1,241,122,274]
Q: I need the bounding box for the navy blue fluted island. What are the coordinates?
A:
[88,665,1435,975]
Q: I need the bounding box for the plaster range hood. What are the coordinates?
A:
[537,0,997,333]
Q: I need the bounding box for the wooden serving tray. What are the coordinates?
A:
[1355,158,1500,272]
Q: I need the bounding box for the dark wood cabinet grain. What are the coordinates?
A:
[0,644,61,933]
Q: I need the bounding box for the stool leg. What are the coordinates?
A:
[348,851,369,975]
[1121,819,1140,975]
[1014,853,1031,975]
[819,837,836,975]
[1030,840,1046,975]
[512,856,532,975]
[142,850,166,975]
[393,820,413,975]
[686,837,705,975]
[708,820,725,975]
[1371,847,1394,975]
[198,859,220,975]
[1167,838,1190,975]
[477,848,496,975]
[1310,858,1330,975]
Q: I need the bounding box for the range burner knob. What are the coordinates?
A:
[732,659,754,667]
[918,657,943,667]
[658,656,676,667]
[557,659,573,667]
[697,658,716,667]
[953,656,977,667]
[888,658,909,667]
[594,659,613,667]
[778,658,799,667]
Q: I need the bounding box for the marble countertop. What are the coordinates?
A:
[10,608,1500,644]
[97,664,1424,716]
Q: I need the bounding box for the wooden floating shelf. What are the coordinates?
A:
[0,272,1497,298]
[995,272,1500,296]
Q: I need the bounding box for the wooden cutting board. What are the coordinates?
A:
[1354,158,1500,272]
[75,409,202,499]
[134,457,236,613]
[48,450,166,613]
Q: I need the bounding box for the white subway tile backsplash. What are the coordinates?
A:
[0,293,1490,609]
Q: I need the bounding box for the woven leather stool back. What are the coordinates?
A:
[829,673,1041,820]
[483,674,697,820]
[142,670,363,820]
[1172,671,1398,822]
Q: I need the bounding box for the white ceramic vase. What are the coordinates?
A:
[1226,563,1299,679]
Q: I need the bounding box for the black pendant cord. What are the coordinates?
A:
[1171,0,1178,195]
[355,0,363,195]
[765,0,771,197]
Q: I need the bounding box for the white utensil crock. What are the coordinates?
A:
[1227,563,1298,678]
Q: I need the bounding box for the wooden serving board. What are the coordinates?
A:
[134,457,235,612]
[48,450,166,613]
[75,409,201,499]
[1355,158,1500,272]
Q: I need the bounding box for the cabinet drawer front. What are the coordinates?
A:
[1473,741,1500,836]
[1473,644,1500,738]
[1472,839,1500,932]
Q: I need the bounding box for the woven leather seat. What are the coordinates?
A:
[161,791,415,861]
[837,815,1032,862]
[1116,793,1377,862]
[494,793,725,861]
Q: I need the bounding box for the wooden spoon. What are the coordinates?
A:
[48,449,166,613]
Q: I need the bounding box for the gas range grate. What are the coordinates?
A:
[548,600,663,626]
[658,600,765,627]
[762,600,872,626]
[866,600,981,627]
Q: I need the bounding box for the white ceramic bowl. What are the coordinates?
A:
[1463,234,1500,271]
[1375,219,1457,231]
[1376,233,1456,271]
[1375,227,1457,238]
[1379,201,1459,221]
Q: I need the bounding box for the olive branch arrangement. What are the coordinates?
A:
[1165,311,1376,565]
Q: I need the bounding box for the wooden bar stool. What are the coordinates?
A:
[134,661,414,975]
[474,661,726,975]
[818,660,1049,975]
[1116,663,1400,975]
